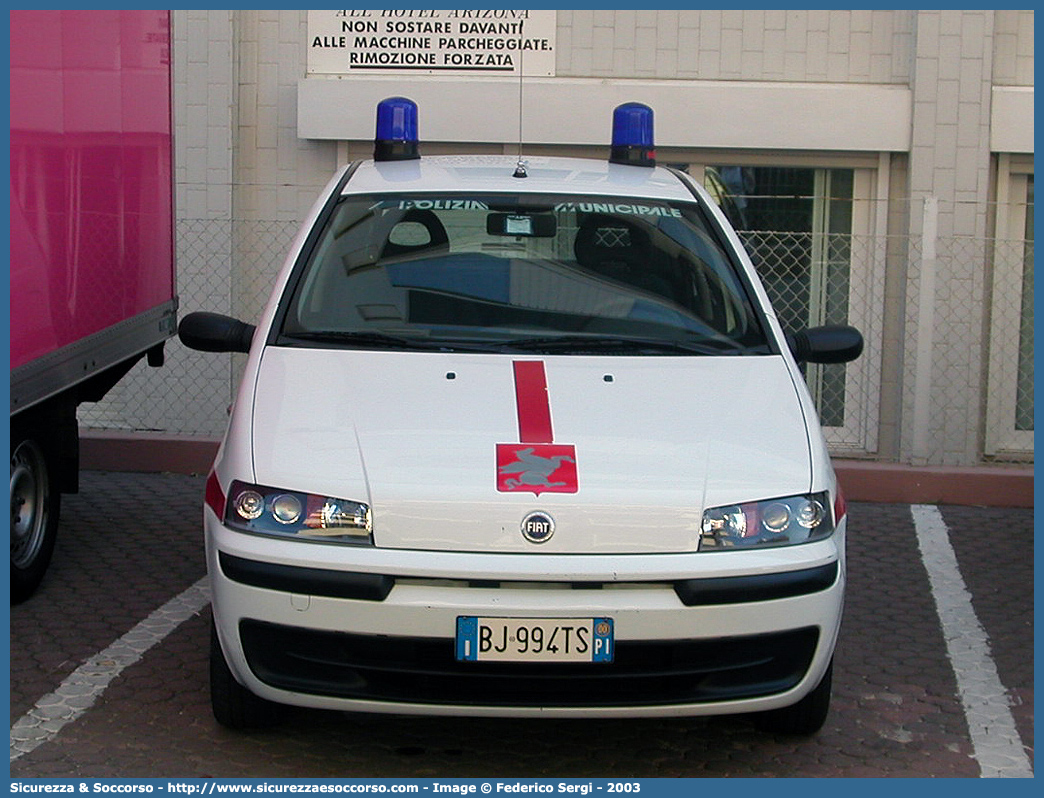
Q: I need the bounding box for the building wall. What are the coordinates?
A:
[902,10,996,466]
[82,9,1034,469]
[993,10,1036,86]
[233,11,335,224]
[556,9,914,84]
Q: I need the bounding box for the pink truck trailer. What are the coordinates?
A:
[9,10,177,601]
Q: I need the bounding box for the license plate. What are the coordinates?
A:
[455,617,614,663]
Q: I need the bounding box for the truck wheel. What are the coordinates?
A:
[754,658,833,735]
[210,619,285,729]
[10,434,60,603]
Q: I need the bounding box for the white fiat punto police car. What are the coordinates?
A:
[180,98,863,734]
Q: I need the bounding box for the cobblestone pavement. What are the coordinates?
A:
[9,472,1034,778]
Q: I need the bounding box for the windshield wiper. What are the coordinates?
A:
[280,330,754,356]
[279,330,503,353]
[500,335,748,356]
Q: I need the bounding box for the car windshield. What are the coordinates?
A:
[278,192,770,355]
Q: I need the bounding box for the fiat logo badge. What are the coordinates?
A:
[521,511,555,544]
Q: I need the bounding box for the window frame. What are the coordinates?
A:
[985,154,1034,458]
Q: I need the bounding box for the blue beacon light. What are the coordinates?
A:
[374,97,420,162]
[609,102,655,167]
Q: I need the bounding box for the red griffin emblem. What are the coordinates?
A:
[497,361,578,495]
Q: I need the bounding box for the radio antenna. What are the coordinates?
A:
[513,36,527,178]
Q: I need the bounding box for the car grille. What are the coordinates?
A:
[239,620,819,707]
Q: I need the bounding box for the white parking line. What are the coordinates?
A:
[911,504,1033,778]
[9,577,210,762]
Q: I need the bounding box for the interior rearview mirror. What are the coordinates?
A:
[486,212,557,237]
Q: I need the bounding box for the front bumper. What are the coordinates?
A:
[207,513,845,718]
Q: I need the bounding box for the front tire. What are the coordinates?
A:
[210,618,285,729]
[10,434,60,603]
[755,658,833,735]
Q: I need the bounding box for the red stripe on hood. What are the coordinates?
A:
[513,361,554,443]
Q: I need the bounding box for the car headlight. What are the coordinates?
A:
[224,480,372,544]
[700,491,835,550]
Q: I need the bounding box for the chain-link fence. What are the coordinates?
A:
[744,231,855,419]
[79,219,299,438]
[79,212,1033,466]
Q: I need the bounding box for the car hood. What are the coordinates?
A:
[248,348,812,554]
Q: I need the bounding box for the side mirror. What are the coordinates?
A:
[786,325,863,364]
[178,311,256,354]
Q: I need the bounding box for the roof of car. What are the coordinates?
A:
[342,155,698,202]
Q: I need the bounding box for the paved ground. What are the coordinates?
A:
[9,471,1034,778]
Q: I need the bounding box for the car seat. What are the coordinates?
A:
[572,213,680,303]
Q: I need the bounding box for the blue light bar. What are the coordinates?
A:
[609,102,655,167]
[374,97,419,162]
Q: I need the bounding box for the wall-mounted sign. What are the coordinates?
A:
[307,10,556,77]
